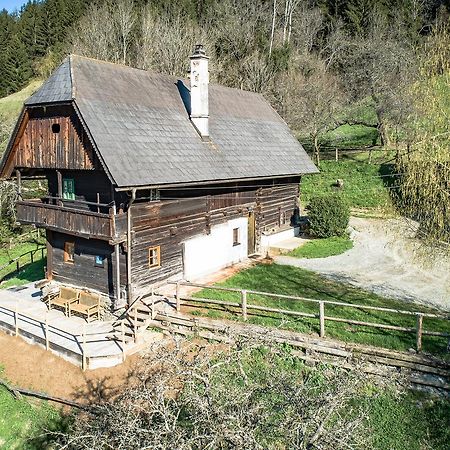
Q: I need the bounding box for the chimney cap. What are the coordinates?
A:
[191,44,209,59]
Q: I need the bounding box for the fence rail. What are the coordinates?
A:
[0,246,46,283]
[169,281,450,353]
[0,304,126,370]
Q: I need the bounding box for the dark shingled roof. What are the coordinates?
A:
[24,55,317,187]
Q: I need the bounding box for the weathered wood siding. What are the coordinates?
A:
[47,170,113,208]
[130,177,300,294]
[14,105,100,171]
[49,231,115,296]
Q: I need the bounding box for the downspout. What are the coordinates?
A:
[127,188,136,304]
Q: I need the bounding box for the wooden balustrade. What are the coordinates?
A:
[16,199,126,241]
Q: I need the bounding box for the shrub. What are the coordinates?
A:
[308,195,350,238]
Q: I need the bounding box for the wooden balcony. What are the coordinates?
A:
[16,198,126,242]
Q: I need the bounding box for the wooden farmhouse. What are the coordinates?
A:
[0,45,317,309]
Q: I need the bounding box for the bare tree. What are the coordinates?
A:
[113,0,136,65]
[53,338,386,449]
[283,59,344,166]
[71,1,118,63]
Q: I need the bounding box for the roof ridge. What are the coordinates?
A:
[69,54,75,100]
[70,54,160,75]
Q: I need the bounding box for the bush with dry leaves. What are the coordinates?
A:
[55,339,404,450]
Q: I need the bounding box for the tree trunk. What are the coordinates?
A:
[269,0,277,56]
[313,134,320,168]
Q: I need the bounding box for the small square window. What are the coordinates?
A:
[64,241,74,263]
[52,123,60,133]
[148,246,161,269]
[95,255,105,267]
[233,228,240,246]
[150,189,160,201]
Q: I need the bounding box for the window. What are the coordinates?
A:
[148,246,161,269]
[64,241,75,263]
[62,178,75,200]
[95,255,105,267]
[150,189,160,202]
[233,228,240,246]
[52,123,60,133]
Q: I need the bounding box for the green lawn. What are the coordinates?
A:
[0,241,46,289]
[288,236,353,258]
[0,383,62,449]
[193,263,449,355]
[321,123,380,148]
[0,80,42,119]
[301,157,396,209]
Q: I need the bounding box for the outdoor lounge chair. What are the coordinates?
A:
[48,286,79,315]
[69,291,102,322]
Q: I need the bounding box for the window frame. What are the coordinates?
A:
[233,227,241,246]
[149,189,160,202]
[62,178,75,201]
[148,246,161,269]
[94,255,105,268]
[64,241,75,264]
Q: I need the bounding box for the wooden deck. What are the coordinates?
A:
[16,198,127,241]
[0,284,162,369]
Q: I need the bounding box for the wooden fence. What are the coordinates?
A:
[0,246,46,283]
[169,281,450,353]
[0,304,127,370]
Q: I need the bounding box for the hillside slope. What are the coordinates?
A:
[0,80,42,155]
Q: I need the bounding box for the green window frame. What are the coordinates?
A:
[62,178,75,200]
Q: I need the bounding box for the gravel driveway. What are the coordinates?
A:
[276,217,450,312]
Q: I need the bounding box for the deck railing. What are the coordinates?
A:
[169,281,450,353]
[16,199,126,241]
[0,303,127,370]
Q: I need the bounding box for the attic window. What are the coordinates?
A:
[52,123,60,133]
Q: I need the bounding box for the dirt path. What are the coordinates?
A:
[276,217,450,311]
[0,332,139,404]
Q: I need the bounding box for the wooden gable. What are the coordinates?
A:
[2,104,100,177]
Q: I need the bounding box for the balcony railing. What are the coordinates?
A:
[16,197,126,241]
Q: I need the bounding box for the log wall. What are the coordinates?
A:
[49,231,115,296]
[14,105,100,171]
[130,177,301,294]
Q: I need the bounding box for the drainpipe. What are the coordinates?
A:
[127,189,136,304]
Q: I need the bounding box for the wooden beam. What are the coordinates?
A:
[46,230,53,280]
[15,169,22,198]
[56,170,62,206]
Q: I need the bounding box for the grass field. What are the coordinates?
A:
[0,241,46,290]
[0,379,62,449]
[193,263,449,355]
[288,235,353,258]
[0,80,42,119]
[301,154,396,209]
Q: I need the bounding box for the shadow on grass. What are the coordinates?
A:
[0,259,46,289]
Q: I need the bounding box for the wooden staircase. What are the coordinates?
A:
[112,294,169,345]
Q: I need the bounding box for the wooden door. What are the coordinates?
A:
[248,211,256,255]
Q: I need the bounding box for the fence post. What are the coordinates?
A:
[15,305,19,336]
[31,252,34,264]
[176,281,181,312]
[335,148,339,161]
[241,290,248,321]
[134,307,138,343]
[16,260,20,272]
[121,320,126,362]
[82,324,87,371]
[45,314,49,350]
[319,301,325,338]
[416,314,423,352]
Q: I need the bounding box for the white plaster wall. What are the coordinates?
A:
[260,226,300,253]
[183,217,248,280]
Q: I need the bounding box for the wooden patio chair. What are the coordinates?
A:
[48,286,79,315]
[69,291,102,322]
